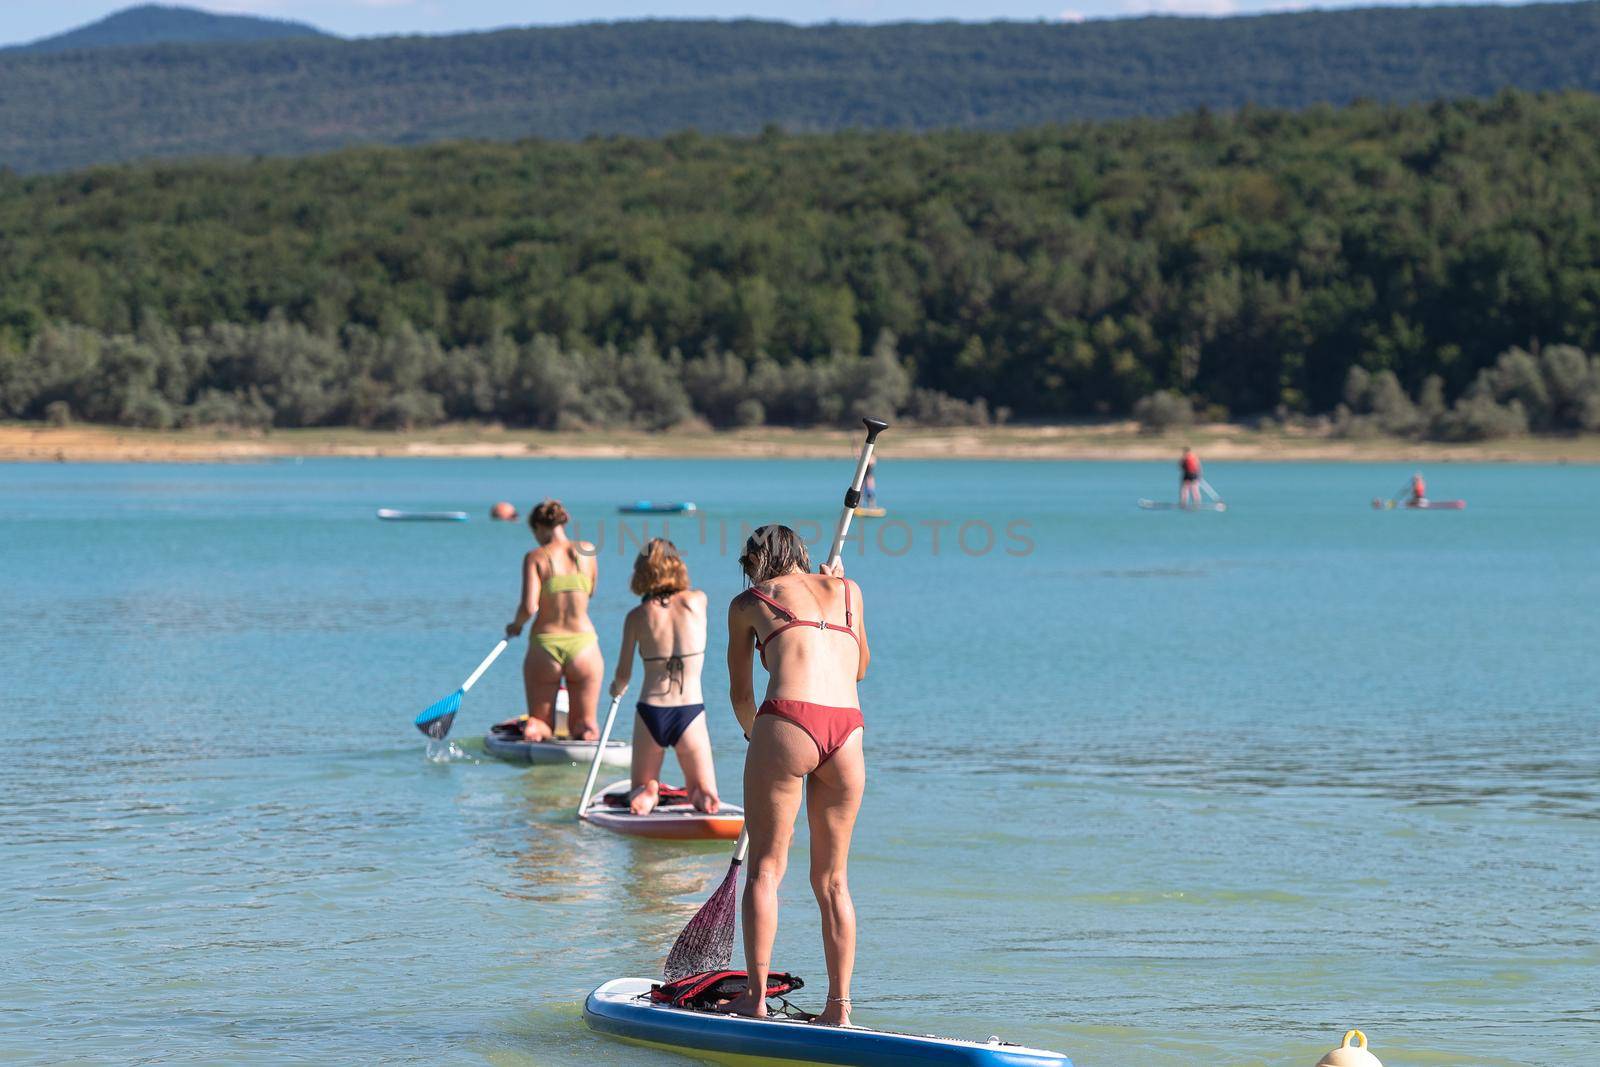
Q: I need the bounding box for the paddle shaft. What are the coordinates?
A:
[577,694,626,818]
[462,640,509,693]
[1199,477,1223,504]
[729,416,887,865]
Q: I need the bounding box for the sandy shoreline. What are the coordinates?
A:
[3,422,1598,463]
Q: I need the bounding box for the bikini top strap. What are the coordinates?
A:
[747,586,797,622]
[838,575,853,629]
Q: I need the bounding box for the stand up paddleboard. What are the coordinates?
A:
[1138,500,1226,512]
[581,780,744,841]
[1372,498,1466,510]
[584,978,1073,1066]
[620,501,698,514]
[377,508,469,522]
[484,723,632,767]
[853,506,887,518]
[484,688,631,766]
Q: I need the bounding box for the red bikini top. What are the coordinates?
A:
[748,576,858,669]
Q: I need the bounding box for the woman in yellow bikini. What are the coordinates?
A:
[499,499,603,742]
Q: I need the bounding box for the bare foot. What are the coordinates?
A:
[691,788,720,815]
[815,998,850,1027]
[723,987,766,1019]
[520,718,554,742]
[630,780,660,816]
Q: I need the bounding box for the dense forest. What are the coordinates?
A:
[5,3,1600,172]
[10,5,327,55]
[3,91,1600,437]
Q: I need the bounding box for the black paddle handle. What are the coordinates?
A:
[843,417,889,509]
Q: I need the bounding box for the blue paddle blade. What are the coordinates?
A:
[415,688,464,740]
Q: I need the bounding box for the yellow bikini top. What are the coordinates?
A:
[543,570,592,595]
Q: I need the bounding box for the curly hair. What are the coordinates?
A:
[630,538,691,602]
[527,498,569,530]
[739,525,812,585]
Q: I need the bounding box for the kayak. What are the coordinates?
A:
[1372,499,1467,510]
[620,501,698,514]
[377,508,469,522]
[853,506,887,518]
[483,723,632,767]
[1138,500,1226,512]
[583,977,1073,1066]
[582,780,745,841]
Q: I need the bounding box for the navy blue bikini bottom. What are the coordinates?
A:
[636,702,705,748]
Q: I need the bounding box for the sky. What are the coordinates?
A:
[0,0,1531,47]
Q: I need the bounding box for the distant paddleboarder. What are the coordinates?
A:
[1407,471,1427,507]
[609,539,722,816]
[1179,447,1203,509]
[862,457,878,509]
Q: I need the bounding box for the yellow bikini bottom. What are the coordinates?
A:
[532,631,598,666]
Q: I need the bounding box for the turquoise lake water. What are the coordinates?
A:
[3,457,1596,1065]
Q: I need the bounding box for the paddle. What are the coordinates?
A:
[577,693,626,818]
[662,415,888,983]
[413,639,509,740]
[1374,477,1411,510]
[1199,477,1224,506]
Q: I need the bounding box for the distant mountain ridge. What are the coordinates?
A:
[2,3,1599,173]
[12,3,328,54]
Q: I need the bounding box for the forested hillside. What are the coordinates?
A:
[3,4,1600,172]
[3,92,1599,437]
[11,4,327,55]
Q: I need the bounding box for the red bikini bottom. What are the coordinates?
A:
[756,699,864,764]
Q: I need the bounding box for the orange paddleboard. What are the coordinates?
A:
[581,780,745,841]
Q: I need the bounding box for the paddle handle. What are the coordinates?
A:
[824,416,889,568]
[577,693,625,818]
[461,639,509,693]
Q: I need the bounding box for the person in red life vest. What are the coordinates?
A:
[725,525,869,1027]
[1408,471,1427,506]
[1179,447,1202,509]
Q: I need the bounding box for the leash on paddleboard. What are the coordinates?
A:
[662,415,888,982]
[414,639,510,740]
[577,693,627,817]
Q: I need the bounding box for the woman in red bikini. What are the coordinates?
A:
[724,525,869,1028]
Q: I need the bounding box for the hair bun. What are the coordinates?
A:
[529,498,569,529]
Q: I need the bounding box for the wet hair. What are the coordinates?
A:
[631,539,690,602]
[739,525,811,585]
[527,498,569,531]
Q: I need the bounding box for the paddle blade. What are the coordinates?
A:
[414,689,464,739]
[663,859,741,981]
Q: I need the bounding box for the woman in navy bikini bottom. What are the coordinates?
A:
[608,539,721,816]
[724,525,870,1028]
